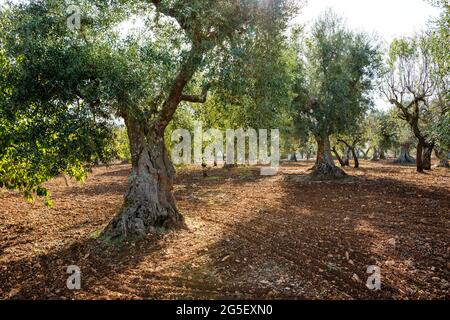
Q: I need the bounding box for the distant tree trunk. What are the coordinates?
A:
[371,149,380,161]
[338,139,359,169]
[379,149,386,160]
[350,147,359,169]
[103,115,183,239]
[342,146,351,166]
[332,146,346,167]
[362,147,371,160]
[291,152,298,162]
[309,135,346,180]
[394,144,415,164]
[422,142,434,170]
[416,140,424,173]
[202,162,208,177]
[435,147,450,168]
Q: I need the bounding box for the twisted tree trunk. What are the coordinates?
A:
[422,142,434,171]
[338,139,359,169]
[342,146,351,166]
[416,140,424,173]
[394,144,415,164]
[350,147,359,169]
[332,146,346,167]
[309,135,346,180]
[291,152,298,162]
[103,116,182,239]
[371,149,380,161]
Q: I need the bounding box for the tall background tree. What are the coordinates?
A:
[428,0,449,167]
[292,11,380,179]
[384,36,438,172]
[383,1,449,172]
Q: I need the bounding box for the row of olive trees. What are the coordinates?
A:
[0,0,299,239]
[1,0,448,242]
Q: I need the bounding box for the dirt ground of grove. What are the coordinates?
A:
[0,160,449,299]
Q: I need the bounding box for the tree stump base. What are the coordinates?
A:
[307,163,347,181]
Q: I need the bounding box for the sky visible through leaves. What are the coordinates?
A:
[0,0,441,110]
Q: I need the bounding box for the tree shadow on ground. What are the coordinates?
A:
[189,163,449,299]
[1,162,448,299]
[0,234,166,299]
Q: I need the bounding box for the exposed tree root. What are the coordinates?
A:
[307,163,347,181]
[394,154,416,164]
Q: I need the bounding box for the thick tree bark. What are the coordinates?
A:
[394,144,415,164]
[101,36,211,240]
[416,140,424,173]
[389,100,433,173]
[422,143,434,171]
[350,147,359,168]
[103,116,183,239]
[309,135,346,180]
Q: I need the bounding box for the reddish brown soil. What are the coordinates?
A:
[0,161,449,300]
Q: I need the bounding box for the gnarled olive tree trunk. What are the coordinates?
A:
[338,139,359,169]
[394,144,415,164]
[103,116,182,239]
[309,135,346,180]
[416,139,434,173]
[422,142,434,171]
[342,146,351,166]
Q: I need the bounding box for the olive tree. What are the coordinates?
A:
[293,11,380,179]
[0,0,297,239]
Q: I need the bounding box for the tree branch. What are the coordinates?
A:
[181,83,210,104]
[149,0,189,31]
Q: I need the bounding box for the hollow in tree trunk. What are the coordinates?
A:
[309,135,346,180]
[103,116,183,240]
[394,144,415,164]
